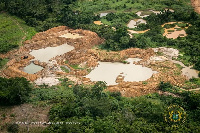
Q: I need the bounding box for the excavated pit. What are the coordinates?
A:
[22,62,43,74]
[29,43,74,62]
[85,58,157,85]
[1,26,198,97]
[161,22,189,39]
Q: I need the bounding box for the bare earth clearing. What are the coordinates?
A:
[0,26,198,97]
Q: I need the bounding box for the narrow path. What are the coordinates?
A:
[180,87,200,92]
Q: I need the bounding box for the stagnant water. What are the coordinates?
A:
[85,58,157,85]
[23,63,43,74]
[30,43,74,62]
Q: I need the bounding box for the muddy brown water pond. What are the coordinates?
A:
[22,62,43,74]
[29,43,74,62]
[85,58,157,85]
[22,43,74,74]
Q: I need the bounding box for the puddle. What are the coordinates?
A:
[60,33,83,39]
[23,63,43,74]
[100,12,108,17]
[127,19,147,28]
[85,58,157,85]
[30,44,74,62]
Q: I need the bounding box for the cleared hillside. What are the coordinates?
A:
[0,12,36,53]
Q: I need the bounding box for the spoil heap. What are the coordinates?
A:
[0,26,103,81]
[0,26,190,97]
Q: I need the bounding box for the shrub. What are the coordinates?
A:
[158,81,173,91]
[0,77,32,105]
[7,123,19,133]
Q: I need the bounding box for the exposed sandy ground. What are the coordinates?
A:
[0,26,198,97]
[60,33,83,39]
[191,0,200,14]
[162,22,189,39]
[0,26,103,82]
[94,21,103,25]
[127,19,147,28]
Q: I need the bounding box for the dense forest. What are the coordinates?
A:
[0,0,200,132]
[1,78,200,132]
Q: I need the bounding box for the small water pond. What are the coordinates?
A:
[23,63,43,74]
[85,58,157,85]
[29,43,74,62]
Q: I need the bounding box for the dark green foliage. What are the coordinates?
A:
[7,123,19,133]
[158,81,181,94]
[183,91,200,110]
[0,1,199,132]
[2,1,200,69]
[158,81,173,91]
[61,11,97,28]
[194,59,200,71]
[105,12,138,27]
[100,25,132,50]
[0,58,9,69]
[134,23,150,31]
[42,79,200,132]
[3,0,77,31]
[0,77,32,105]
[0,43,18,54]
[0,12,36,53]
[163,24,176,29]
[91,81,107,99]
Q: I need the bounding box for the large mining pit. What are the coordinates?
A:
[0,26,192,97]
